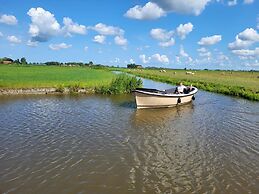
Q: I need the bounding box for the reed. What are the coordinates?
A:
[95,74,142,94]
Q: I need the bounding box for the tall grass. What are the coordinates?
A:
[95,74,142,94]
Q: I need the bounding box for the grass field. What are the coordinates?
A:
[0,65,115,89]
[121,68,259,101]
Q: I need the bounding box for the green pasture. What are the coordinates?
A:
[0,65,115,89]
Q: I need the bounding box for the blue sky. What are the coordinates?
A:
[0,0,258,70]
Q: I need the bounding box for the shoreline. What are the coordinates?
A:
[0,88,95,95]
[122,70,259,101]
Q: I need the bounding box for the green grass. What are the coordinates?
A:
[0,65,115,89]
[118,68,259,101]
[95,73,142,94]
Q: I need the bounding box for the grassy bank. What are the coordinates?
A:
[0,64,142,95]
[120,68,259,101]
[0,65,115,89]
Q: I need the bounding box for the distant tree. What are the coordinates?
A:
[127,63,142,69]
[89,61,93,66]
[21,57,27,64]
[14,59,20,64]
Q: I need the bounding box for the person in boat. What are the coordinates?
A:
[175,82,186,94]
[185,84,194,93]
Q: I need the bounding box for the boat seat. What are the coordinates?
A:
[164,88,176,94]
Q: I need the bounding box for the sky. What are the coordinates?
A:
[0,0,258,70]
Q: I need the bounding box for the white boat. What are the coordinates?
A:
[133,87,198,109]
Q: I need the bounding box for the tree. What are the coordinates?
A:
[14,59,20,64]
[21,57,27,64]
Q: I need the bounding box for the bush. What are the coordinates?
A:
[55,84,65,93]
[68,83,81,93]
[96,74,142,94]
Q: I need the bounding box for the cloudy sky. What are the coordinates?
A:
[0,0,258,70]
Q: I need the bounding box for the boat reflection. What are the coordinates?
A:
[131,103,195,128]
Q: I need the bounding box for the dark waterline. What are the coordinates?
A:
[0,79,259,194]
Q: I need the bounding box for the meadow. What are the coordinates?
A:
[0,65,115,89]
[121,68,259,101]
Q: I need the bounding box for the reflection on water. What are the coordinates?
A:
[0,84,259,193]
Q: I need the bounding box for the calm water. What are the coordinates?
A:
[0,79,259,194]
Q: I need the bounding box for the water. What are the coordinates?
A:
[0,79,259,194]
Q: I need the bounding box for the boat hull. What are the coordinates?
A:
[133,88,198,109]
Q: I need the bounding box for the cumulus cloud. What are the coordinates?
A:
[177,45,193,63]
[198,35,222,46]
[152,53,169,63]
[27,7,61,42]
[228,28,259,50]
[150,28,173,41]
[49,43,72,50]
[159,38,175,47]
[93,35,106,44]
[27,7,87,42]
[176,22,193,39]
[139,54,151,64]
[124,2,166,20]
[62,17,86,36]
[90,23,124,36]
[114,36,127,46]
[7,35,21,44]
[231,48,259,57]
[152,0,211,16]
[0,14,18,25]
[27,40,38,47]
[238,28,259,42]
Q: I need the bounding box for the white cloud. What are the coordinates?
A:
[197,47,207,53]
[150,28,173,41]
[139,54,151,64]
[152,53,169,63]
[93,35,106,44]
[124,2,166,20]
[228,28,259,50]
[0,14,18,25]
[176,22,193,39]
[7,35,21,44]
[0,32,3,37]
[152,0,211,16]
[228,36,253,50]
[231,48,259,57]
[179,45,189,57]
[84,46,88,52]
[27,7,61,42]
[129,59,135,63]
[49,43,72,50]
[159,38,175,47]
[198,35,222,46]
[228,0,237,6]
[244,0,254,4]
[62,17,86,36]
[238,28,259,42]
[27,40,38,47]
[177,45,193,63]
[114,36,127,46]
[90,23,124,36]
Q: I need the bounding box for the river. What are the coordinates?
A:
[0,78,259,194]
